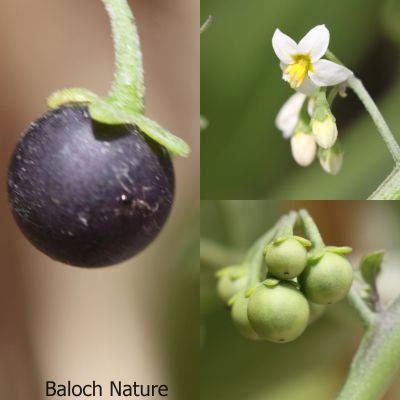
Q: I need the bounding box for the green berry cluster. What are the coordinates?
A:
[217,234,353,343]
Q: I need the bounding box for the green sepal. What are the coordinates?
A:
[360,251,384,287]
[89,99,190,157]
[272,235,289,245]
[293,236,312,247]
[47,89,190,157]
[263,278,280,288]
[307,249,326,263]
[215,265,245,280]
[228,292,241,307]
[245,283,263,298]
[325,246,353,255]
[47,88,100,109]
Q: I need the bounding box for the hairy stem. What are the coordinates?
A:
[347,76,400,163]
[102,0,145,113]
[337,297,400,399]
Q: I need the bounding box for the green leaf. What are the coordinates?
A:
[89,99,191,157]
[360,251,384,286]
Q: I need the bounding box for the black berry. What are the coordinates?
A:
[7,105,175,267]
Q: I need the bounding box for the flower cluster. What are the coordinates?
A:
[273,25,353,174]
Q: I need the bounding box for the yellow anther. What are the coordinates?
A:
[285,54,313,88]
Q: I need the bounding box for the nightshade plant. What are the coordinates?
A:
[273,25,400,199]
[202,209,400,399]
[7,0,190,267]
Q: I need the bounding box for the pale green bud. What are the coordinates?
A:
[312,115,338,149]
[318,143,343,175]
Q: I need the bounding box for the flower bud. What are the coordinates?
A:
[311,114,338,149]
[318,143,343,175]
[290,131,317,167]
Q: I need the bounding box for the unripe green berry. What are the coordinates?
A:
[231,291,260,340]
[298,252,353,305]
[247,283,309,343]
[265,238,308,279]
[217,270,247,305]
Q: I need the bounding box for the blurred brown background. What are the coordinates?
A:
[0,0,198,399]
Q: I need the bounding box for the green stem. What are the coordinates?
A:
[326,50,400,163]
[346,76,400,163]
[102,0,145,113]
[200,239,243,270]
[298,209,324,249]
[246,222,281,288]
[278,211,297,237]
[369,163,400,200]
[346,286,376,328]
[337,297,400,400]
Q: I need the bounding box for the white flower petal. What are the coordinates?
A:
[272,29,299,64]
[309,59,353,86]
[275,93,307,138]
[296,76,318,95]
[290,132,317,167]
[307,97,316,117]
[298,25,330,62]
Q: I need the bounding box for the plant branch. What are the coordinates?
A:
[346,76,400,163]
[337,296,400,399]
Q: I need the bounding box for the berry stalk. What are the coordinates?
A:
[102,0,145,113]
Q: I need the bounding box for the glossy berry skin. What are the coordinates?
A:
[231,291,260,341]
[265,238,308,280]
[247,283,309,343]
[298,252,353,305]
[7,105,175,267]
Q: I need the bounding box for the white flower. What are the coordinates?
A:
[275,92,306,138]
[290,131,317,166]
[272,25,353,95]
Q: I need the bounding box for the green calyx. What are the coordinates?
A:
[47,0,190,158]
[308,246,352,263]
[312,90,335,123]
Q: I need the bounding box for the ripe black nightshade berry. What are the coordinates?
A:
[8,105,175,267]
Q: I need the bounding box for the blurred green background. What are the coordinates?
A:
[201,0,400,199]
[201,201,400,399]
